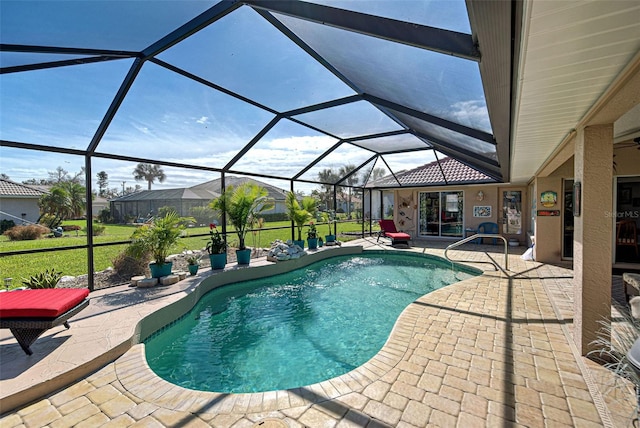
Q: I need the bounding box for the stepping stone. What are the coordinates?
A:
[176,271,187,280]
[160,274,179,286]
[137,278,158,288]
[130,276,145,286]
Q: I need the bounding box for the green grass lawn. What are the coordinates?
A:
[0,219,373,288]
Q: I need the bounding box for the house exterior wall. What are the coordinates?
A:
[532,145,640,265]
[391,185,528,243]
[533,176,564,263]
[0,197,40,225]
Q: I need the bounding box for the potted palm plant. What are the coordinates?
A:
[206,223,227,269]
[322,210,336,243]
[127,211,188,278]
[286,192,318,248]
[210,182,274,265]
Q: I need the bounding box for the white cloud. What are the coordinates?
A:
[450,100,491,132]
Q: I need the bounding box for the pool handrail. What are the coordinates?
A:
[444,233,509,271]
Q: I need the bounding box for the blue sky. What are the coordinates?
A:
[0,0,488,194]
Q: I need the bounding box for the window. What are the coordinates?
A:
[502,190,522,234]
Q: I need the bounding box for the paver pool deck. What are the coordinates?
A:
[0,238,637,427]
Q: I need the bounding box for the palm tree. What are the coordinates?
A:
[317,168,339,210]
[286,192,318,241]
[133,163,166,190]
[210,183,274,251]
[39,187,70,220]
[58,181,86,218]
[338,164,359,219]
[371,167,387,181]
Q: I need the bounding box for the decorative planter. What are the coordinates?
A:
[149,261,172,278]
[325,234,336,243]
[236,248,251,265]
[209,253,227,270]
[293,240,305,249]
[318,239,324,247]
[188,264,199,275]
[307,238,318,249]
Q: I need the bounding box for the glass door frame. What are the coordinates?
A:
[613,175,640,265]
[418,190,464,238]
[562,179,574,260]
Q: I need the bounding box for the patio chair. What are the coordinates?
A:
[377,219,411,246]
[0,288,90,355]
[476,222,500,244]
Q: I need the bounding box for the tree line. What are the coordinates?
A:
[5,162,387,222]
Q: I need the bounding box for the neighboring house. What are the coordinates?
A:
[22,184,105,218]
[109,176,288,223]
[92,196,109,217]
[190,176,288,215]
[0,178,47,225]
[336,192,362,217]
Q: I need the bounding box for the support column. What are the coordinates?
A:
[573,124,613,355]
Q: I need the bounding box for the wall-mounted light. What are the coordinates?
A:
[476,191,484,201]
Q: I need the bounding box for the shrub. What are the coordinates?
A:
[112,250,149,277]
[259,212,288,222]
[189,205,217,226]
[22,268,62,289]
[97,208,113,224]
[62,225,82,232]
[0,219,15,234]
[82,223,106,236]
[3,224,50,241]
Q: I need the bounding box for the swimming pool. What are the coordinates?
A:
[144,251,478,393]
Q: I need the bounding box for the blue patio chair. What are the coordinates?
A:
[477,222,499,244]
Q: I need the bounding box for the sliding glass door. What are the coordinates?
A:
[418,191,463,237]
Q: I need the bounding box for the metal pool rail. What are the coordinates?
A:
[444,234,509,271]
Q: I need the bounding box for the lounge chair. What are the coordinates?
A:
[377,219,411,246]
[0,288,90,355]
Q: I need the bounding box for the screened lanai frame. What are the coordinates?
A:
[0,0,516,290]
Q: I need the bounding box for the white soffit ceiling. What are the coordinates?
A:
[510,0,640,184]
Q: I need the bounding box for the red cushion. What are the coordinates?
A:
[379,220,399,233]
[386,232,410,240]
[0,289,89,319]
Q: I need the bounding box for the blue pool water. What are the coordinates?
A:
[144,252,477,393]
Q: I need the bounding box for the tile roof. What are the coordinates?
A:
[367,157,496,188]
[191,176,288,200]
[0,178,47,197]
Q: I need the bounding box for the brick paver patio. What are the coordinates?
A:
[0,238,636,427]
